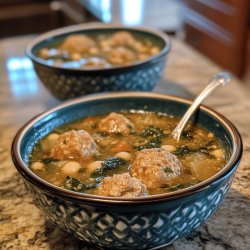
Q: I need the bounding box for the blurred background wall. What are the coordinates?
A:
[0,0,249,80]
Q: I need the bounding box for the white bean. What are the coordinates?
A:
[61,161,81,175]
[87,161,103,173]
[150,46,160,55]
[134,42,147,53]
[47,133,60,141]
[161,145,176,152]
[89,47,99,56]
[137,54,148,60]
[31,162,45,171]
[115,152,131,161]
[208,132,214,138]
[52,160,68,168]
[211,149,224,159]
[71,53,81,60]
[42,133,60,152]
[39,48,49,58]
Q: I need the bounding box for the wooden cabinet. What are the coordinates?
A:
[0,0,98,38]
[0,0,62,38]
[181,0,250,77]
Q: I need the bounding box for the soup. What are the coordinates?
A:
[29,111,226,197]
[37,31,161,69]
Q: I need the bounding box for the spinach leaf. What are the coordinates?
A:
[173,141,216,158]
[41,157,59,165]
[91,157,127,178]
[53,125,70,134]
[162,180,199,191]
[95,131,108,137]
[34,141,42,151]
[64,176,100,192]
[135,137,162,151]
[164,167,173,174]
[168,183,188,191]
[173,145,194,157]
[181,131,193,140]
[64,176,86,192]
[139,126,164,138]
[135,126,165,151]
[85,180,101,190]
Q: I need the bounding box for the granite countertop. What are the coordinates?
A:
[0,35,249,250]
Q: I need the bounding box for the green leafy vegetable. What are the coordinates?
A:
[96,131,108,137]
[181,131,193,140]
[53,125,70,134]
[164,167,173,174]
[127,124,133,129]
[173,141,216,158]
[173,145,194,156]
[91,157,127,178]
[64,176,86,192]
[64,176,100,192]
[41,157,59,165]
[139,126,164,138]
[135,126,165,151]
[168,183,188,191]
[85,181,100,190]
[162,180,199,191]
[135,137,162,151]
[34,142,42,151]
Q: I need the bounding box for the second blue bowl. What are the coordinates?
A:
[26,24,171,100]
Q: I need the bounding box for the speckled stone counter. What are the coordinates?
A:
[0,35,249,250]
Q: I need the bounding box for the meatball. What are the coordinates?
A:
[98,112,134,135]
[50,130,97,161]
[95,173,148,197]
[111,31,135,46]
[60,35,95,54]
[130,148,181,189]
[107,47,135,65]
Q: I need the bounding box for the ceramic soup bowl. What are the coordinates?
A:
[12,92,242,249]
[26,24,171,100]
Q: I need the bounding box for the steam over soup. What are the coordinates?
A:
[37,31,161,69]
[30,111,226,197]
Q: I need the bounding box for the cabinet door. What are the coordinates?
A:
[0,2,61,38]
[181,0,250,77]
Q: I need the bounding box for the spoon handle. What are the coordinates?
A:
[171,71,232,141]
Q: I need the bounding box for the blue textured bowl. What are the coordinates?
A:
[12,92,242,249]
[26,24,171,100]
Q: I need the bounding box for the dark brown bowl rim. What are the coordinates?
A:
[11,92,242,205]
[25,23,171,73]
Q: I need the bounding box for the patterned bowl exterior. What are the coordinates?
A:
[24,173,235,250]
[27,24,170,100]
[12,93,242,249]
[33,57,166,100]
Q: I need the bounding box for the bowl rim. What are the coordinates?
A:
[11,92,242,205]
[25,23,171,73]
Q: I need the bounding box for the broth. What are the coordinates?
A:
[30,111,226,197]
[37,31,161,69]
